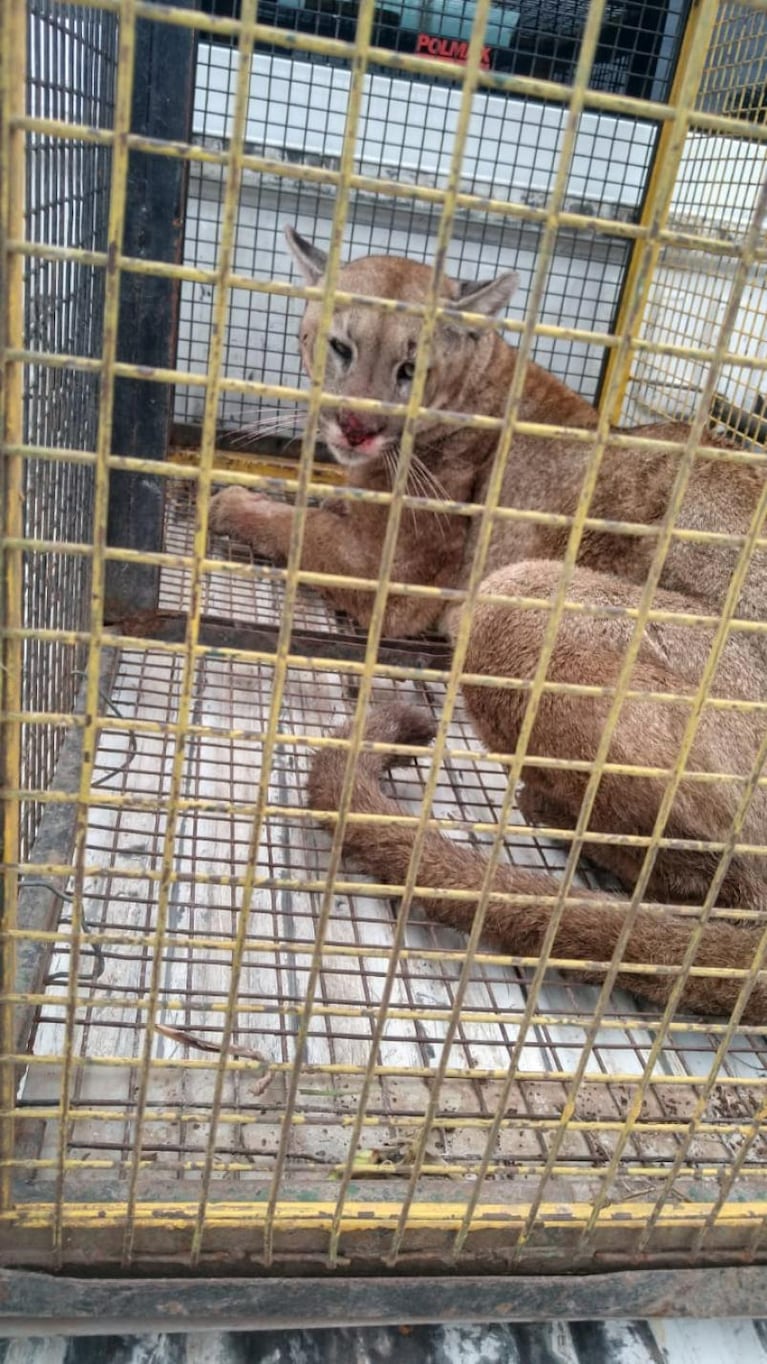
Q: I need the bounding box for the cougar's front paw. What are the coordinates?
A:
[517,782,574,833]
[208,486,288,560]
[208,486,267,537]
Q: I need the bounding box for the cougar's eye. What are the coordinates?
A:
[329,337,352,365]
[397,361,415,384]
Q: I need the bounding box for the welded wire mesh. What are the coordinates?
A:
[621,1,767,431]
[17,0,117,860]
[175,0,689,433]
[3,0,767,1280]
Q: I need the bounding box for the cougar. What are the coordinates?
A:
[211,227,767,1020]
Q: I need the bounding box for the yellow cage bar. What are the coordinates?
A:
[3,0,767,1321]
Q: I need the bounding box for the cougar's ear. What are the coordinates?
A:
[455,271,519,317]
[284,225,328,285]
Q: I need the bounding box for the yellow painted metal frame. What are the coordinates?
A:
[0,0,28,1225]
[602,0,722,422]
[3,0,767,1272]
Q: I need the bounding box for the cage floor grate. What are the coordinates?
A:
[20,479,767,1209]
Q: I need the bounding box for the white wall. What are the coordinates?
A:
[193,46,654,208]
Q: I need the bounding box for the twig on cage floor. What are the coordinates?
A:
[605,1180,686,1206]
[331,1138,461,1180]
[154,1022,273,1094]
[24,881,107,986]
[71,670,138,788]
[156,661,209,1041]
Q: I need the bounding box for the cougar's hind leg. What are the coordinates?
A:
[516,781,574,834]
[516,779,632,891]
[455,559,766,906]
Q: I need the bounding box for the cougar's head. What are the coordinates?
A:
[285,225,518,468]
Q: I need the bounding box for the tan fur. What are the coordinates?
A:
[212,229,767,1019]
[307,704,767,1021]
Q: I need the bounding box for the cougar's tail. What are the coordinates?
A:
[307,703,767,1021]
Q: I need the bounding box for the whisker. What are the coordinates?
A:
[225,406,301,425]
[236,417,304,436]
[226,418,306,449]
[410,459,439,502]
[225,405,305,441]
[406,452,451,544]
[411,452,449,503]
[246,402,304,417]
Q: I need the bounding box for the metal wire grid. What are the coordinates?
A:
[621,2,767,431]
[18,600,767,1208]
[175,32,662,431]
[18,0,117,861]
[200,0,686,98]
[699,0,767,120]
[3,0,767,1267]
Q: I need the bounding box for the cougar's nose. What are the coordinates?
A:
[338,411,385,446]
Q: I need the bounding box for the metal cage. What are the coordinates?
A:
[3,0,767,1325]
